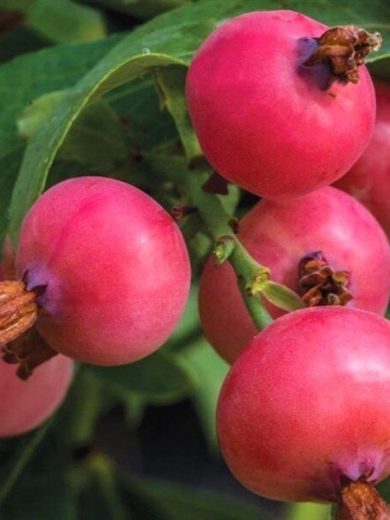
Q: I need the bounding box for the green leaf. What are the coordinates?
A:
[0,0,106,43]
[0,27,47,64]
[261,281,305,312]
[179,338,229,451]
[87,351,196,404]
[165,287,200,350]
[81,454,128,520]
[8,54,183,242]
[0,34,121,242]
[59,369,108,447]
[107,76,178,151]
[92,0,192,20]
[0,420,53,505]
[287,502,331,520]
[17,90,69,139]
[1,473,76,520]
[57,99,127,171]
[154,65,202,162]
[9,0,389,242]
[126,476,276,520]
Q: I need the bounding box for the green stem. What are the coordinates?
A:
[66,370,103,447]
[188,171,272,331]
[88,453,127,520]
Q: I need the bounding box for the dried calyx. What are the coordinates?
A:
[304,25,382,83]
[3,328,57,380]
[0,279,55,380]
[0,280,39,345]
[298,251,352,306]
[337,479,390,520]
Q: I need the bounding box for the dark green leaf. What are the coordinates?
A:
[1,473,76,520]
[92,0,191,20]
[125,476,276,520]
[57,99,127,170]
[0,421,53,505]
[179,338,229,451]
[87,351,196,403]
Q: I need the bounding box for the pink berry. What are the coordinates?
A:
[217,307,390,502]
[335,81,390,236]
[186,10,376,199]
[199,187,390,363]
[0,354,72,437]
[15,177,191,365]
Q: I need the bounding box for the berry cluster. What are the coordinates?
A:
[0,177,191,435]
[0,6,389,519]
[187,9,390,519]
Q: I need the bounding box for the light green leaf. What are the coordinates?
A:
[0,0,106,43]
[261,281,305,312]
[288,502,331,520]
[154,66,202,162]
[17,90,69,139]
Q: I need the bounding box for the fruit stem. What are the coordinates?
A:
[188,171,273,330]
[157,64,302,326]
[337,480,390,520]
[86,453,127,520]
[304,25,382,84]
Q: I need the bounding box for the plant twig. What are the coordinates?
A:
[188,171,273,331]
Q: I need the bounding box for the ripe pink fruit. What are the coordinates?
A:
[0,355,72,437]
[15,177,191,365]
[335,81,390,236]
[186,10,376,199]
[217,307,390,502]
[199,187,390,363]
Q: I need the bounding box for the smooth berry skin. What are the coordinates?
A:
[335,81,390,236]
[199,187,390,363]
[0,355,72,438]
[217,307,390,503]
[186,10,376,199]
[16,177,191,365]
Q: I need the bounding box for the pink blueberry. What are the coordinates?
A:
[199,187,390,363]
[16,177,191,365]
[217,307,390,502]
[186,10,376,199]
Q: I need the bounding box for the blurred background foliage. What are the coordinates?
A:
[0,0,388,518]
